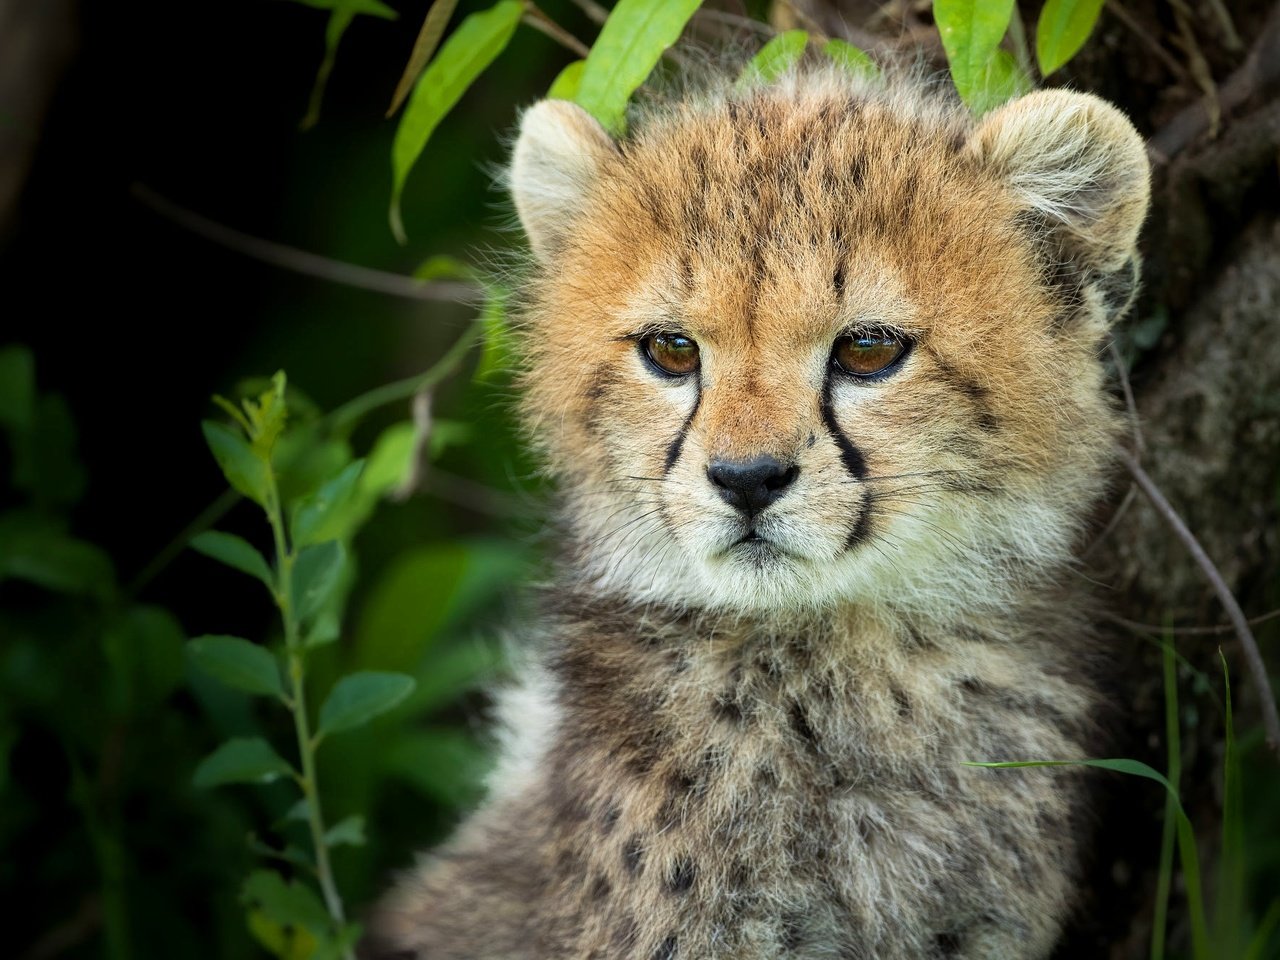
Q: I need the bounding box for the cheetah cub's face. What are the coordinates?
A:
[511,79,1148,615]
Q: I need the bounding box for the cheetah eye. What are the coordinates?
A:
[832,332,908,379]
[642,332,700,378]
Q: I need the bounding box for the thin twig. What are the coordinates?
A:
[523,5,591,58]
[1109,340,1146,455]
[1082,481,1138,558]
[567,0,607,26]
[692,8,775,37]
[1106,608,1280,637]
[131,184,481,304]
[1118,447,1280,758]
[391,388,435,502]
[1105,2,1193,86]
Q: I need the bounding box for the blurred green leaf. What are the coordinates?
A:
[323,814,366,847]
[739,30,808,87]
[474,287,510,382]
[390,0,523,242]
[388,0,461,117]
[317,671,416,737]
[411,640,503,715]
[413,254,474,281]
[0,344,35,434]
[285,0,396,13]
[292,540,347,622]
[1036,0,1104,75]
[359,421,416,503]
[291,460,365,547]
[575,0,702,134]
[384,727,492,808]
[969,49,1031,115]
[275,434,354,506]
[191,530,274,589]
[102,605,186,715]
[188,636,285,699]
[933,0,1015,108]
[548,59,585,100]
[823,38,878,78]
[194,737,294,788]
[305,610,343,648]
[11,394,86,505]
[202,421,270,507]
[242,870,330,937]
[0,512,115,599]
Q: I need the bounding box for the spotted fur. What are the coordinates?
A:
[366,68,1150,959]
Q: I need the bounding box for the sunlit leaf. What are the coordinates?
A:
[194,737,294,788]
[387,0,461,117]
[823,38,878,78]
[292,540,347,622]
[575,0,702,134]
[188,635,284,698]
[323,814,366,847]
[548,59,585,100]
[191,530,274,589]
[933,0,1016,108]
[202,421,270,507]
[474,287,510,382]
[291,460,365,547]
[738,30,808,87]
[413,254,474,281]
[1036,0,1105,76]
[390,0,523,242]
[317,671,416,737]
[242,870,331,937]
[969,48,1031,115]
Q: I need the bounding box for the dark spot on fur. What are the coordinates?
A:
[891,685,913,718]
[781,913,805,948]
[807,432,816,448]
[666,857,697,894]
[833,262,846,297]
[935,931,963,956]
[756,763,780,788]
[790,701,820,751]
[652,934,678,960]
[623,834,645,876]
[714,692,743,723]
[600,804,621,835]
[612,917,639,949]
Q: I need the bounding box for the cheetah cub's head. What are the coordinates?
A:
[510,77,1149,616]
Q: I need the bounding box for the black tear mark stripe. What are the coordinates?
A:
[663,376,703,474]
[819,371,868,480]
[928,354,1000,435]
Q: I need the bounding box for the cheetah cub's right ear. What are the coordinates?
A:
[511,100,618,263]
[969,90,1150,274]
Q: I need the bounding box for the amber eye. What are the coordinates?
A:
[642,332,700,377]
[832,332,908,378]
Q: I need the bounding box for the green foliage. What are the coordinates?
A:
[1036,0,1106,75]
[547,58,586,100]
[738,30,809,87]
[317,672,415,738]
[933,0,1016,109]
[822,38,878,79]
[574,0,702,134]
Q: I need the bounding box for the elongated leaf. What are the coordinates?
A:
[964,757,1183,810]
[823,38,878,78]
[242,870,331,937]
[291,460,365,547]
[0,345,35,433]
[474,287,510,382]
[0,527,115,599]
[287,0,395,14]
[202,420,269,507]
[324,814,366,847]
[388,0,461,117]
[739,30,808,87]
[575,0,702,134]
[292,540,347,622]
[188,635,284,698]
[969,48,1031,115]
[548,59,585,100]
[1216,652,1246,954]
[933,0,1016,108]
[1036,0,1105,76]
[191,530,274,588]
[194,737,294,788]
[317,671,416,736]
[390,0,523,242]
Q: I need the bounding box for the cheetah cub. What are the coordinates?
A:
[368,70,1150,960]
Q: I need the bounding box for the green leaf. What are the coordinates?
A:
[323,814,366,847]
[291,460,365,547]
[547,59,585,100]
[102,605,186,715]
[963,757,1183,809]
[188,635,284,698]
[474,287,511,382]
[384,728,492,808]
[413,254,474,281]
[242,870,331,937]
[738,30,808,87]
[0,345,35,434]
[969,48,1031,115]
[389,0,523,242]
[292,540,347,622]
[202,420,270,507]
[317,671,416,737]
[411,640,503,715]
[575,0,702,134]
[933,0,1016,108]
[387,0,461,117]
[10,393,86,505]
[1036,0,1105,76]
[193,737,294,788]
[0,520,115,599]
[823,38,878,78]
[286,0,396,14]
[191,530,274,589]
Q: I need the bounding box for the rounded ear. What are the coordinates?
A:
[968,90,1150,272]
[510,100,618,263]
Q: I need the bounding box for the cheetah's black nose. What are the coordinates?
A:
[707,456,798,515]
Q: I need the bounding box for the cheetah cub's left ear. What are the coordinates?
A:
[511,100,618,262]
[969,90,1150,274]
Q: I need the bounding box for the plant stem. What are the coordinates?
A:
[264,469,351,953]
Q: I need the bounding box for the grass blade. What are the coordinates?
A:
[933,0,1016,108]
[387,0,461,117]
